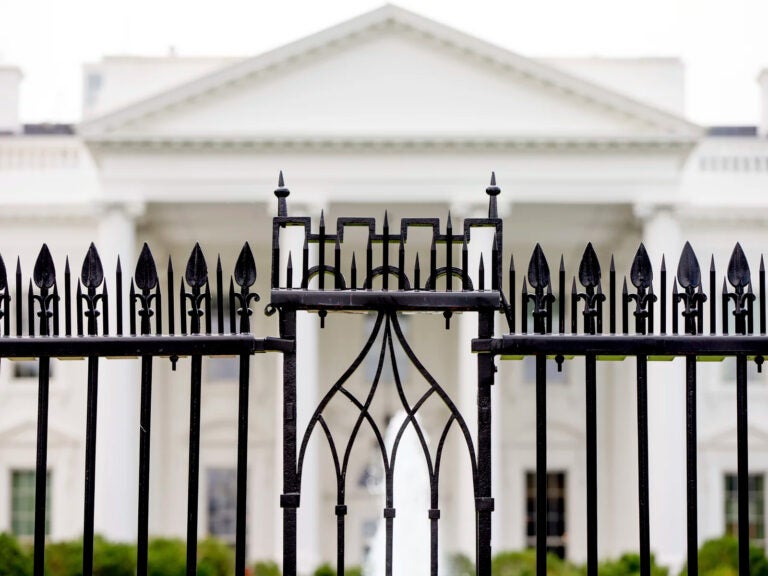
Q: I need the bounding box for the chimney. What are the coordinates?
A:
[759,69,768,136]
[0,65,22,134]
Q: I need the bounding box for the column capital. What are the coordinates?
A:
[95,200,146,221]
[633,202,678,224]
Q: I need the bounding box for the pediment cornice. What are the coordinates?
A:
[84,133,698,152]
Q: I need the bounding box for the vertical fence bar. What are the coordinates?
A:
[586,353,597,576]
[235,353,251,575]
[535,348,547,576]
[137,353,153,576]
[186,353,202,576]
[83,353,99,576]
[685,355,698,576]
[476,309,494,576]
[637,354,650,576]
[281,308,298,576]
[33,355,50,576]
[736,352,749,574]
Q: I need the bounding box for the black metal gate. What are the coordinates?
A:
[5,173,766,576]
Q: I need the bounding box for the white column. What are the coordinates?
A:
[455,209,501,557]
[281,222,321,574]
[94,202,142,541]
[638,204,687,573]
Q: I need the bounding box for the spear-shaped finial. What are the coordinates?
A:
[486,171,500,218]
[274,170,290,217]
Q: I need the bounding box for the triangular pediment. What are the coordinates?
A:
[701,425,768,451]
[80,5,700,146]
[0,419,79,448]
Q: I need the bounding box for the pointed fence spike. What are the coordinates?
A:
[527,243,550,289]
[81,242,104,289]
[234,242,257,288]
[578,242,601,288]
[571,276,578,334]
[761,255,767,335]
[677,241,702,289]
[167,256,175,335]
[661,254,667,272]
[478,254,485,291]
[286,252,294,288]
[33,244,55,290]
[216,254,224,335]
[229,277,236,333]
[486,173,500,218]
[15,257,21,336]
[185,243,208,288]
[351,252,358,290]
[727,242,751,288]
[63,257,71,336]
[135,243,158,292]
[630,243,653,289]
[274,171,289,217]
[413,252,420,290]
[129,280,136,336]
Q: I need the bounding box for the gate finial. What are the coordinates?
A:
[275,170,290,218]
[486,172,500,219]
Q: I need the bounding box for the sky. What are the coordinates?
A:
[0,0,767,126]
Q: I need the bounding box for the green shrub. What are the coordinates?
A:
[253,560,281,576]
[197,538,233,576]
[314,563,335,576]
[0,533,32,576]
[45,539,83,576]
[448,552,475,576]
[597,553,667,576]
[309,563,361,576]
[93,536,135,576]
[492,550,581,576]
[679,536,768,576]
[147,538,185,576]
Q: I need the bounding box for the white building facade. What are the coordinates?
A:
[1,5,768,574]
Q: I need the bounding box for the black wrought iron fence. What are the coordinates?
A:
[474,236,765,576]
[4,172,766,576]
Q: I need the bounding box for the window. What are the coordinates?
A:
[526,471,567,559]
[725,473,765,548]
[207,468,238,546]
[11,470,50,537]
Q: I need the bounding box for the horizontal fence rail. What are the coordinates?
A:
[4,170,766,576]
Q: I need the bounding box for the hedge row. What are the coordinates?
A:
[0,533,764,576]
[0,534,236,576]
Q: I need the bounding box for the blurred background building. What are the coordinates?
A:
[1,4,768,574]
